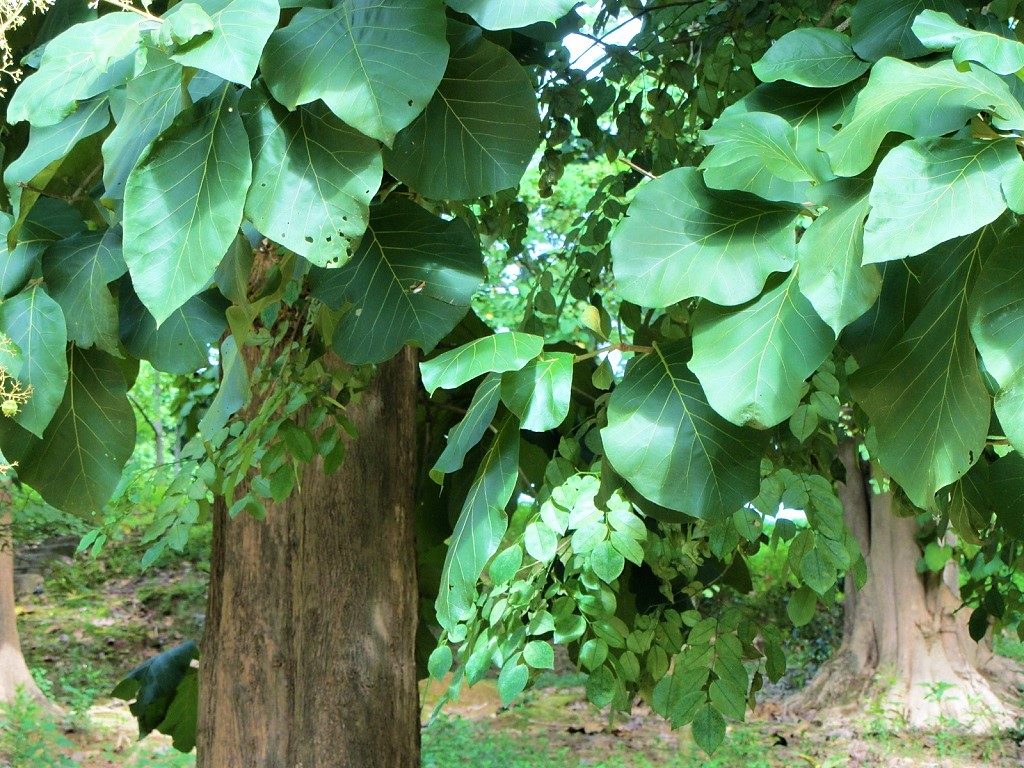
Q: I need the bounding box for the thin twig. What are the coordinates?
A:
[617,156,658,179]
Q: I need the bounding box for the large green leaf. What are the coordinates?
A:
[168,0,279,85]
[384,22,540,200]
[445,0,577,30]
[970,234,1024,452]
[611,168,800,308]
[123,85,251,324]
[420,332,544,395]
[241,89,382,268]
[850,246,989,508]
[430,372,502,483]
[913,10,1024,76]
[17,348,135,513]
[309,198,483,364]
[41,230,126,355]
[600,344,767,517]
[797,180,881,335]
[851,0,965,61]
[6,13,141,127]
[4,97,109,220]
[0,286,68,437]
[2,201,84,298]
[842,260,924,365]
[120,287,228,375]
[991,453,1024,539]
[825,58,1024,178]
[690,272,834,429]
[435,415,519,630]
[753,28,869,88]
[863,138,1019,264]
[261,0,448,145]
[500,351,574,432]
[102,50,188,201]
[699,111,821,201]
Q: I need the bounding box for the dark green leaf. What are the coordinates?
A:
[431,373,502,483]
[851,0,966,61]
[121,287,228,374]
[692,705,726,755]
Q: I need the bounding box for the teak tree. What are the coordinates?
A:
[2,0,1024,762]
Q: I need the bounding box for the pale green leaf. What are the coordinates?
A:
[753,28,869,88]
[524,520,557,563]
[797,180,881,336]
[241,88,381,267]
[435,416,519,630]
[611,168,800,308]
[500,351,573,432]
[420,332,544,395]
[863,138,1019,264]
[590,540,625,583]
[17,348,134,513]
[0,286,68,437]
[169,0,279,85]
[384,22,540,200]
[427,645,453,679]
[825,58,1024,177]
[446,0,577,30]
[850,242,990,508]
[600,343,767,517]
[690,272,834,428]
[851,0,966,61]
[787,585,817,626]
[692,705,726,755]
[913,10,1024,75]
[41,229,126,355]
[497,661,528,705]
[309,198,483,364]
[431,373,502,483]
[7,13,141,127]
[523,640,554,670]
[102,50,187,201]
[261,0,448,144]
[198,335,248,439]
[123,85,251,324]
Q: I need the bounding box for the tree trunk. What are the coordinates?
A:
[788,441,1020,729]
[198,349,420,767]
[0,508,50,707]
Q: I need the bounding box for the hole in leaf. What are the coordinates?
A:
[304,235,314,244]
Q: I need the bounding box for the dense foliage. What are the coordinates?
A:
[3,0,1024,755]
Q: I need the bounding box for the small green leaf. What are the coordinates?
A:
[590,540,625,583]
[585,666,615,707]
[787,586,817,626]
[524,521,558,563]
[488,544,523,585]
[500,351,574,432]
[420,332,544,395]
[497,661,529,706]
[691,705,726,755]
[753,28,869,88]
[427,645,453,680]
[922,541,953,572]
[523,640,554,670]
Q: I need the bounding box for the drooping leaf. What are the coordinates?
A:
[699,111,821,201]
[991,453,1024,539]
[797,180,881,335]
[120,286,228,375]
[309,198,484,365]
[123,85,251,324]
[23,0,98,69]
[850,243,990,508]
[851,0,966,61]
[500,351,574,432]
[102,49,188,201]
[111,641,199,748]
[0,286,68,437]
[445,0,577,30]
[157,2,214,47]
[912,10,1024,76]
[17,347,135,513]
[6,13,141,127]
[691,705,726,755]
[261,0,448,144]
[863,137,1020,264]
[384,22,540,200]
[841,260,924,365]
[435,416,519,630]
[601,344,767,517]
[241,88,382,267]
[753,28,869,88]
[420,332,544,395]
[825,58,1024,177]
[690,272,834,429]
[431,373,502,483]
[41,229,126,355]
[4,97,109,220]
[168,0,279,85]
[198,335,249,440]
[610,168,800,308]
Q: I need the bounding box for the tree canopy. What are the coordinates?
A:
[3,0,1024,755]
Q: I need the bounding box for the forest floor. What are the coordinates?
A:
[8,547,1024,767]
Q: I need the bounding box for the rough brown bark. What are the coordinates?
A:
[0,508,50,707]
[788,441,1019,729]
[198,349,420,768]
